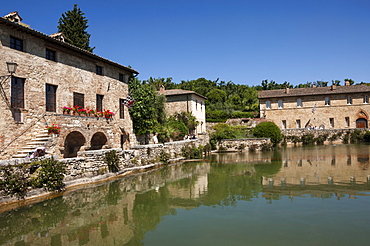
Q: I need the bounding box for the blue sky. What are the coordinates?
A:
[2,0,370,86]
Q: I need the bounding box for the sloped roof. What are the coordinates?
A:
[258,84,370,99]
[159,89,207,99]
[0,16,138,75]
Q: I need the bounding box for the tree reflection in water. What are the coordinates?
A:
[1,144,370,245]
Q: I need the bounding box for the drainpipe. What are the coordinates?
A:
[186,94,189,112]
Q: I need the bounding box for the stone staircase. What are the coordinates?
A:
[12,130,53,158]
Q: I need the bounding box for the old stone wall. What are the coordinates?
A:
[0,22,136,160]
[260,93,370,130]
[218,138,271,151]
[282,128,366,145]
[0,138,208,181]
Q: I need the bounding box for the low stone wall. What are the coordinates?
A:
[282,128,367,145]
[218,138,271,152]
[0,138,207,180]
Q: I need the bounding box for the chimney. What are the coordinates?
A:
[50,32,66,42]
[4,11,30,28]
[285,87,290,94]
[159,85,165,94]
[312,84,316,88]
[331,84,337,90]
[345,80,350,86]
[4,11,22,23]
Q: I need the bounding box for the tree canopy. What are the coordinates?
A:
[58,4,95,52]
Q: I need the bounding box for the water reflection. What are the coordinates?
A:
[1,144,370,245]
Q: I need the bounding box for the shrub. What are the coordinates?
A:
[314,134,328,145]
[231,111,253,118]
[261,143,274,151]
[182,144,203,159]
[0,164,29,199]
[33,158,67,191]
[210,124,238,142]
[301,134,315,145]
[364,131,370,142]
[104,150,120,172]
[251,122,282,146]
[159,150,170,164]
[206,110,230,122]
[203,143,211,155]
[350,130,363,143]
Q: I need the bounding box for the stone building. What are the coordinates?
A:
[159,86,207,134]
[0,12,138,160]
[258,82,370,130]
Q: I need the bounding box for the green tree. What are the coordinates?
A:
[129,77,166,135]
[344,78,355,85]
[58,4,95,52]
[252,122,282,146]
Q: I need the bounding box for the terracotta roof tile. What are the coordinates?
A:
[258,84,370,99]
[0,17,138,74]
[159,89,207,99]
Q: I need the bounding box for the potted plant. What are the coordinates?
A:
[78,108,88,116]
[104,109,115,119]
[46,124,60,135]
[62,106,72,114]
[88,109,95,116]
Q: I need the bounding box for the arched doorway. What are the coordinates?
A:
[90,132,108,150]
[356,118,368,128]
[64,131,86,158]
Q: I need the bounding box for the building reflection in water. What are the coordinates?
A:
[2,144,370,245]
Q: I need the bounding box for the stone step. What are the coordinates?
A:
[12,154,29,158]
[27,141,48,146]
[31,137,50,141]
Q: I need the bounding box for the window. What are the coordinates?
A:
[278,100,283,109]
[282,120,286,129]
[296,119,301,128]
[119,99,125,119]
[46,84,57,112]
[11,77,25,108]
[297,99,302,107]
[10,36,23,51]
[364,95,368,104]
[329,118,334,128]
[73,92,84,108]
[46,49,56,61]
[119,73,124,82]
[266,101,271,109]
[347,155,351,166]
[298,160,302,167]
[347,96,352,105]
[96,65,103,75]
[325,97,330,106]
[345,117,350,127]
[196,100,198,110]
[201,101,203,112]
[96,94,104,112]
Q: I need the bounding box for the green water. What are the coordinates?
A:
[1,144,370,245]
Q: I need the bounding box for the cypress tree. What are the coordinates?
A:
[57,4,95,52]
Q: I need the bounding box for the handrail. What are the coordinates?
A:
[0,75,12,110]
[0,111,47,153]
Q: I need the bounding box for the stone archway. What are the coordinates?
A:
[356,110,368,128]
[90,132,108,150]
[356,118,368,128]
[64,131,86,158]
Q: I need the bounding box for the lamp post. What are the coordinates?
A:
[6,62,18,75]
[0,62,18,109]
[1,62,18,84]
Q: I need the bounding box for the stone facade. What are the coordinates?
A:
[258,83,370,130]
[0,14,138,160]
[159,88,207,134]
